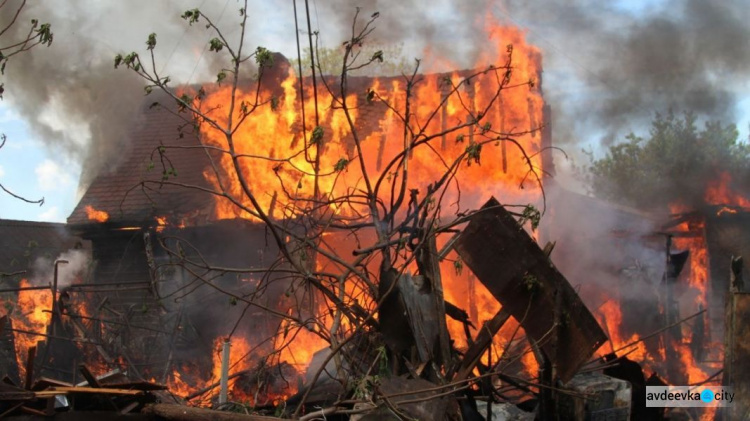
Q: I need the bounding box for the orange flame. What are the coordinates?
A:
[195,23,543,222]
[12,280,52,378]
[85,205,109,223]
[705,171,750,209]
[174,17,546,394]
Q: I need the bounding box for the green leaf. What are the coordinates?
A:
[311,126,324,145]
[209,38,223,53]
[181,9,200,25]
[334,158,349,172]
[146,33,157,50]
[453,258,463,276]
[216,71,227,84]
[465,141,482,166]
[36,23,53,46]
[254,46,274,68]
[177,94,193,113]
[521,204,541,231]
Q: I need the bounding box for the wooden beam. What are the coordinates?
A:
[454,197,607,383]
[451,307,511,381]
[142,403,284,421]
[723,256,750,420]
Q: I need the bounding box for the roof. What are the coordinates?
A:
[68,54,544,228]
[67,70,398,227]
[67,88,215,227]
[0,219,81,279]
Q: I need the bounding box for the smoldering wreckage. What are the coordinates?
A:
[1,20,749,421]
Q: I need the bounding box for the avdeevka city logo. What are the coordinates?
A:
[645,386,734,407]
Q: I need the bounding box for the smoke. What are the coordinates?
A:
[4,0,747,197]
[31,248,90,288]
[0,0,262,189]
[293,0,750,142]
[501,0,750,147]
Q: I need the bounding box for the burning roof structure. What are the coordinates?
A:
[3,12,749,419]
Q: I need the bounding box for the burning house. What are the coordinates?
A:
[1,13,747,419]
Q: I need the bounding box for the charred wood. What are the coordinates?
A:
[454,197,607,383]
[142,403,283,421]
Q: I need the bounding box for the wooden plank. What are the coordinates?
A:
[78,364,101,388]
[0,382,34,401]
[723,257,750,420]
[24,346,36,390]
[415,234,452,369]
[454,197,607,383]
[30,376,74,391]
[104,381,168,391]
[451,307,511,381]
[142,403,284,420]
[37,386,144,396]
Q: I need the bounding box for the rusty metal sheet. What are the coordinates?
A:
[454,197,607,383]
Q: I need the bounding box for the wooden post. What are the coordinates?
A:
[420,234,452,370]
[663,236,687,385]
[722,256,750,420]
[219,338,230,404]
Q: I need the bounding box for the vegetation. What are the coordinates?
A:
[291,43,411,77]
[587,110,750,210]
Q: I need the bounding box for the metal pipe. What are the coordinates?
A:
[8,327,100,344]
[51,260,69,336]
[0,285,51,294]
[41,310,169,334]
[219,338,231,404]
[66,281,151,288]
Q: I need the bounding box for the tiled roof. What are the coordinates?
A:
[0,219,81,278]
[67,89,216,226]
[67,73,395,227]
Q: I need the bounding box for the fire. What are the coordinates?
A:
[171,15,546,396]
[669,203,710,307]
[441,256,540,378]
[11,280,52,378]
[595,298,665,371]
[197,18,543,363]
[85,205,109,223]
[167,336,254,403]
[278,325,327,368]
[705,171,750,209]
[194,22,543,222]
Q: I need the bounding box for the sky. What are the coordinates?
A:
[0,104,80,222]
[1,0,748,223]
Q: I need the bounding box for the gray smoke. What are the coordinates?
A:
[31,248,90,288]
[4,0,748,192]
[284,0,750,149]
[0,0,262,189]
[503,0,750,146]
